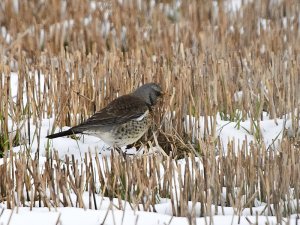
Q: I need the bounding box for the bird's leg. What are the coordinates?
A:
[124,145,131,155]
[126,144,134,149]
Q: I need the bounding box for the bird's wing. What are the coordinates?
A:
[72,95,149,131]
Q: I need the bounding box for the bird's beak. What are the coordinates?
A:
[160,91,166,96]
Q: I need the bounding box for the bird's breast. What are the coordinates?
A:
[86,110,153,147]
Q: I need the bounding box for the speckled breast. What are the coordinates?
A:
[112,110,153,147]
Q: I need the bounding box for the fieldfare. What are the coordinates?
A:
[46,83,163,148]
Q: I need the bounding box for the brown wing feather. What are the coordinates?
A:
[72,95,149,132]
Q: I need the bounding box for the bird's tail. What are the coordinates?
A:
[46,129,80,139]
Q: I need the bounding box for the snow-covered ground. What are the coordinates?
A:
[2,206,299,225]
[1,207,299,225]
[0,183,299,224]
[1,75,298,225]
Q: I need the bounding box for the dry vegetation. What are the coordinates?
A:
[1,0,300,221]
[1,140,300,220]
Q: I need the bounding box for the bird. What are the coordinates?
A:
[46,83,163,149]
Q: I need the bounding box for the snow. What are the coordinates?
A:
[184,112,290,154]
[1,26,12,44]
[1,193,300,225]
[6,111,289,160]
[0,206,299,225]
[0,208,296,225]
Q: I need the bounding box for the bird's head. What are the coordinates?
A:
[132,83,164,106]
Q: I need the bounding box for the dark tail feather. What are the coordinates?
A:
[46,129,81,139]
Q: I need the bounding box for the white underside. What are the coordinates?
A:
[85,110,150,147]
[86,130,147,147]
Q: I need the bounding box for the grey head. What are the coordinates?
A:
[132,83,163,106]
